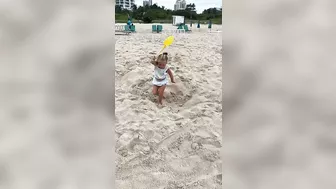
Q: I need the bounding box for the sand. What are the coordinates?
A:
[115,24,222,188]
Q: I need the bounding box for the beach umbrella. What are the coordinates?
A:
[158,36,174,55]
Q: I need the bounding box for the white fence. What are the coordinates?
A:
[163,29,185,34]
[115,24,131,35]
[115,25,125,31]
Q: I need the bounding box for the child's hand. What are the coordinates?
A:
[151,56,157,65]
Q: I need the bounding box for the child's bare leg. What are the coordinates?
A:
[152,85,158,95]
[153,85,165,98]
[157,85,166,105]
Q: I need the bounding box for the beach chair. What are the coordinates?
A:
[130,25,136,32]
[152,25,157,32]
[157,25,163,33]
[183,25,192,32]
[124,25,131,32]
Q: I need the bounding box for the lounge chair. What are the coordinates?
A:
[130,25,136,32]
[177,25,183,29]
[124,25,131,32]
[183,25,192,32]
[157,25,163,33]
[152,25,157,32]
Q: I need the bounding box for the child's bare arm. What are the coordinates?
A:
[167,69,175,83]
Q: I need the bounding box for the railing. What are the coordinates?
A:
[115,25,126,31]
[163,29,186,34]
[115,25,131,35]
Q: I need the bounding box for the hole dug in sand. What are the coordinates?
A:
[161,80,194,106]
[129,77,194,106]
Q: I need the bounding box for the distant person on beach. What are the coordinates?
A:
[208,20,212,32]
[151,52,175,105]
[197,20,200,29]
[127,19,132,30]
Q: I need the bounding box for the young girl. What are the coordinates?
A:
[151,52,175,105]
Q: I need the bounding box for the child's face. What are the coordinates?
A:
[157,61,167,69]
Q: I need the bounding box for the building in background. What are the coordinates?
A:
[116,0,135,10]
[174,0,186,10]
[143,0,152,7]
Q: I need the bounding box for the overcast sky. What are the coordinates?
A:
[134,0,222,13]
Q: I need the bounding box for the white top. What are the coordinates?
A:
[153,66,169,80]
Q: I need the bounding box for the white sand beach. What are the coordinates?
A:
[115,24,222,188]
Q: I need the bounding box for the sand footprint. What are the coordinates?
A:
[116,130,153,158]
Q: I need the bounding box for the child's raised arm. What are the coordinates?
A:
[150,56,157,66]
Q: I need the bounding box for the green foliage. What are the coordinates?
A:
[185,3,196,12]
[115,13,128,21]
[115,3,221,24]
[142,16,152,23]
[115,5,122,13]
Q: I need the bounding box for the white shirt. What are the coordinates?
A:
[153,66,169,80]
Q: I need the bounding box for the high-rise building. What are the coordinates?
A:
[174,0,186,11]
[116,0,135,10]
[143,0,149,7]
[143,0,152,7]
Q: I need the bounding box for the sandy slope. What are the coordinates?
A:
[115,24,222,188]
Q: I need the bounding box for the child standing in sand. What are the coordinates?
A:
[151,52,175,105]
